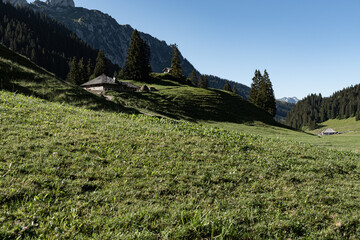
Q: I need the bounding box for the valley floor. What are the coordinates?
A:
[205,120,360,154]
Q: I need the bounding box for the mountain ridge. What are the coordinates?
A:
[278,97,300,104]
[29,0,197,76]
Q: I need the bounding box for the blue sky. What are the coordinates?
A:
[38,1,360,99]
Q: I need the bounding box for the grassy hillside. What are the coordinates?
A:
[0,44,135,113]
[1,91,360,239]
[108,74,276,125]
[315,117,360,133]
[1,43,276,126]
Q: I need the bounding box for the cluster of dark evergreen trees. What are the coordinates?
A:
[67,50,109,85]
[0,1,118,80]
[123,30,151,80]
[120,31,187,84]
[286,84,360,129]
[249,70,276,117]
[188,70,208,89]
[224,80,238,94]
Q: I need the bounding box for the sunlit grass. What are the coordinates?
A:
[1,91,360,239]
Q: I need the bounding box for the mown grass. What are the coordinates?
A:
[1,91,360,239]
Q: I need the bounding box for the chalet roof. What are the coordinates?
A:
[322,128,337,134]
[80,74,139,90]
[80,74,116,87]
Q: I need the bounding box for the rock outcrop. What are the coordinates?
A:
[45,0,75,8]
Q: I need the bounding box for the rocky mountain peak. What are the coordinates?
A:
[2,0,28,7]
[45,0,75,8]
[278,97,300,104]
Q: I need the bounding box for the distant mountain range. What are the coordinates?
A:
[278,97,300,104]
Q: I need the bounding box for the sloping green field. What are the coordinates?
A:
[0,44,134,113]
[2,43,360,239]
[103,75,276,125]
[1,91,360,239]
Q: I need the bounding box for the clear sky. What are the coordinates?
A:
[35,1,360,99]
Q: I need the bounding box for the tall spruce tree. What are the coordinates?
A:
[86,59,93,80]
[224,81,232,92]
[249,69,276,117]
[249,70,262,106]
[189,70,198,86]
[67,57,78,84]
[170,44,185,80]
[67,57,89,85]
[263,70,276,117]
[124,29,151,80]
[232,85,238,95]
[92,50,107,78]
[257,76,268,110]
[77,58,87,85]
[198,75,208,89]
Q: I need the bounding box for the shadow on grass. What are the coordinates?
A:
[111,87,280,125]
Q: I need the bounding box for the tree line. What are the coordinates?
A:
[0,1,119,80]
[286,84,360,129]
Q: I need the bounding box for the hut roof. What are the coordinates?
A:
[80,74,139,90]
[321,128,337,134]
[80,74,116,87]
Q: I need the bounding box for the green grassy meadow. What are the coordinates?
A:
[205,120,360,154]
[2,44,360,239]
[1,91,360,239]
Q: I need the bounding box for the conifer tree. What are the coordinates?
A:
[198,75,204,88]
[263,70,276,117]
[249,69,276,117]
[67,57,78,84]
[224,81,231,92]
[170,44,185,80]
[232,85,238,95]
[356,111,360,121]
[189,70,197,86]
[77,58,87,85]
[257,77,268,110]
[86,59,93,80]
[249,70,262,106]
[199,75,208,89]
[124,29,151,80]
[92,50,107,78]
[204,75,208,89]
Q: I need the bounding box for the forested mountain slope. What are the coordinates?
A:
[0,1,118,79]
[286,84,360,129]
